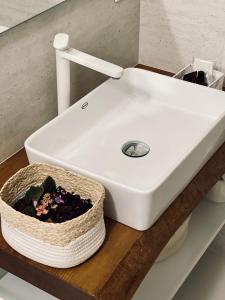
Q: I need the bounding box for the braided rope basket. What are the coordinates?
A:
[0,163,106,268]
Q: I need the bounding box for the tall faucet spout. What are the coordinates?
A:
[62,48,123,79]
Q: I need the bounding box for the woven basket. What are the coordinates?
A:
[0,163,105,268]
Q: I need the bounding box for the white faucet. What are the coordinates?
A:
[53,33,124,114]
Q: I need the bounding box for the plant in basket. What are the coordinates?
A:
[13,176,93,223]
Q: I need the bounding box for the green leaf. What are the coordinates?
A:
[23,205,36,217]
[25,185,44,203]
[42,176,56,194]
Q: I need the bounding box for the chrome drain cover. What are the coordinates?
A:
[122,141,150,158]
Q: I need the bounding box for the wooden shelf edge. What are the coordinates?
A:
[0,247,95,300]
[135,64,174,77]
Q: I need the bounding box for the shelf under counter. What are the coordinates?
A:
[174,242,225,300]
[0,272,57,300]
[133,199,225,300]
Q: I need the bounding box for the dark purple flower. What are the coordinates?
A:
[55,195,64,204]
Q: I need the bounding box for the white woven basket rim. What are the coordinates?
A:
[0,163,104,227]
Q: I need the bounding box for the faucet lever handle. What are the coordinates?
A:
[53,33,69,51]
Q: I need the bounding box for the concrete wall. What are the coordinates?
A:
[0,0,140,162]
[139,0,225,73]
[0,0,64,28]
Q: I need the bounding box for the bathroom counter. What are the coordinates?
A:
[0,144,225,300]
[0,63,225,300]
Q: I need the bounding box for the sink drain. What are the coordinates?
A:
[122,141,150,158]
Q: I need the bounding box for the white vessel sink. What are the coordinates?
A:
[25,68,225,230]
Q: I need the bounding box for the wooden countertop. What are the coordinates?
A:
[1,66,225,300]
[1,145,225,300]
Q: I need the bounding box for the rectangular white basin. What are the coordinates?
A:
[25,68,225,230]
